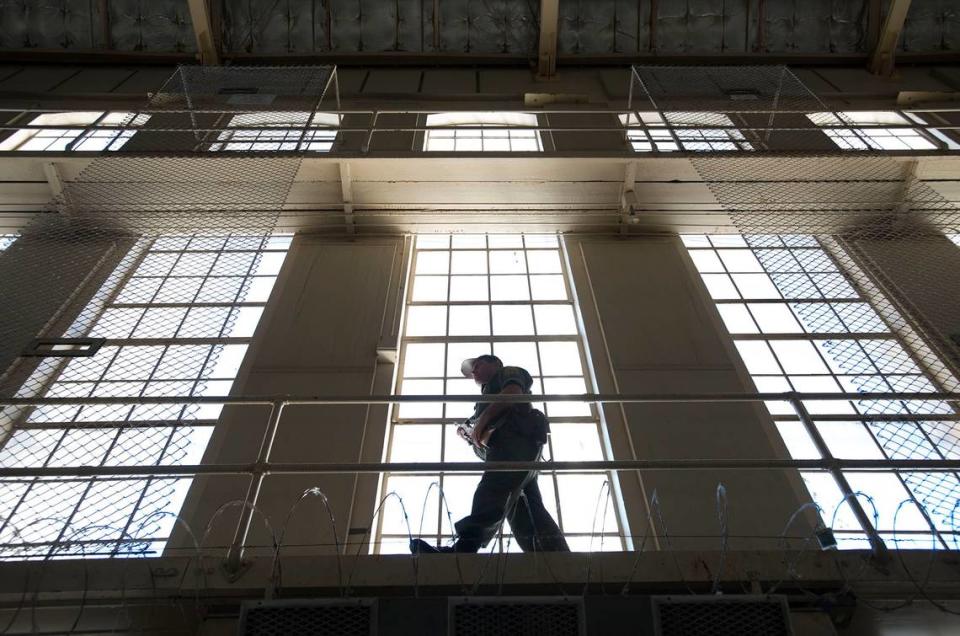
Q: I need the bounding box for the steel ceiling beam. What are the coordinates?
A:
[186,0,221,65]
[869,0,912,76]
[538,0,560,78]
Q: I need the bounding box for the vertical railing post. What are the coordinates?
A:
[789,395,889,561]
[362,110,378,154]
[224,399,286,575]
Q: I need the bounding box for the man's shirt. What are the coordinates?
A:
[470,365,533,423]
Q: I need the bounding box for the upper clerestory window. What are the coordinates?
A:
[807,111,938,151]
[423,112,543,152]
[208,112,340,152]
[620,111,754,152]
[0,112,148,152]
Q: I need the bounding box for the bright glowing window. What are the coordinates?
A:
[209,112,339,152]
[0,233,17,251]
[423,112,543,152]
[620,111,755,152]
[685,234,958,549]
[808,111,937,151]
[376,234,621,553]
[0,112,148,152]
[0,233,291,559]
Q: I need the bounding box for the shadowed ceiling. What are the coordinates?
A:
[0,0,956,61]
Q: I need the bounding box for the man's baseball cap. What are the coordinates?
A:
[460,354,503,377]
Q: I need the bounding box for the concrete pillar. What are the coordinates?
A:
[565,234,813,550]
[173,235,407,557]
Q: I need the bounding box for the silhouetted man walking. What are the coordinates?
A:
[410,354,569,553]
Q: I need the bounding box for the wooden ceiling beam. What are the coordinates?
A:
[186,0,221,65]
[537,0,560,78]
[869,0,912,76]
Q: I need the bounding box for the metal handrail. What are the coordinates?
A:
[1,458,959,479]
[3,389,957,567]
[1,390,958,407]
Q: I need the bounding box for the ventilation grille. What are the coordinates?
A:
[652,595,792,636]
[450,597,584,636]
[239,599,375,636]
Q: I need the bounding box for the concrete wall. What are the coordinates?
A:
[565,234,813,549]
[173,234,407,556]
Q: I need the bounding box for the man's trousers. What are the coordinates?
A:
[452,426,569,553]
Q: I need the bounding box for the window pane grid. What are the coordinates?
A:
[808,111,938,151]
[208,113,338,153]
[378,234,621,551]
[622,112,755,153]
[684,233,958,547]
[0,234,289,559]
[423,113,543,152]
[0,112,147,152]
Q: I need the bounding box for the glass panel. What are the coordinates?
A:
[380,234,621,552]
[0,234,289,559]
[686,234,958,549]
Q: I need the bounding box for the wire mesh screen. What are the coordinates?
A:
[651,596,791,636]
[635,67,960,541]
[57,156,303,216]
[149,65,337,112]
[0,70,306,558]
[450,598,584,636]
[0,221,289,558]
[239,599,375,636]
[689,154,960,378]
[629,65,837,154]
[631,65,820,114]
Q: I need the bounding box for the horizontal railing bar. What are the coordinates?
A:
[0,391,956,407]
[2,458,960,478]
[110,302,267,309]
[0,105,960,114]
[4,105,960,113]
[0,125,952,138]
[98,337,253,346]
[2,105,959,116]
[5,528,959,550]
[731,332,895,341]
[714,298,872,304]
[0,120,954,131]
[770,413,960,422]
[17,420,219,430]
[3,150,950,161]
[11,413,956,429]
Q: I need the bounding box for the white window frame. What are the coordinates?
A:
[423,112,543,152]
[683,233,958,550]
[0,233,291,559]
[621,111,755,152]
[808,111,939,151]
[208,112,340,152]
[374,233,623,554]
[0,112,148,152]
